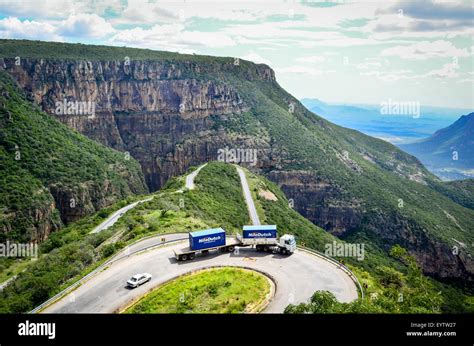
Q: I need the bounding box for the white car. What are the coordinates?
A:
[127,273,152,288]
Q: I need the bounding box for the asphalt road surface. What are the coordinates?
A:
[236,166,261,225]
[42,237,358,313]
[90,197,153,234]
[93,163,206,234]
[185,163,207,190]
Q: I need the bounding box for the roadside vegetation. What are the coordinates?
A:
[124,267,271,314]
[285,245,470,313]
[244,166,473,313]
[0,195,144,313]
[1,39,472,316]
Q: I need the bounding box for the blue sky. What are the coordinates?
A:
[0,0,472,108]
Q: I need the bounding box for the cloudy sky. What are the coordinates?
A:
[0,0,473,108]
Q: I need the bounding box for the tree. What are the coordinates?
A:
[376,266,404,289]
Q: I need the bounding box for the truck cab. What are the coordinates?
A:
[240,225,296,255]
[279,234,296,254]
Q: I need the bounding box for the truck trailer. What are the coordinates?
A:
[173,225,296,261]
[238,225,296,255]
[173,228,240,261]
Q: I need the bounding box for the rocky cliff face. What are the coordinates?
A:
[2,58,266,190]
[267,170,363,236]
[0,68,148,242]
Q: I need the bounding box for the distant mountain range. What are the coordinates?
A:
[399,113,474,180]
[301,98,471,145]
[301,98,473,180]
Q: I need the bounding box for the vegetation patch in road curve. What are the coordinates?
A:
[123,267,272,314]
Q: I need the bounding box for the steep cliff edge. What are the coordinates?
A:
[1,39,472,282]
[0,70,148,242]
[2,57,262,190]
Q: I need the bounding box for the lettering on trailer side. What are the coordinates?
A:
[197,236,222,243]
[247,232,274,237]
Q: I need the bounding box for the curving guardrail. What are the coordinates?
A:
[30,233,364,313]
[297,245,364,299]
[30,234,188,313]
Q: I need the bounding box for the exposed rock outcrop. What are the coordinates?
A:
[2,58,258,190]
[267,170,363,236]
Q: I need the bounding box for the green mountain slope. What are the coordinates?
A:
[428,179,474,210]
[0,71,148,242]
[0,40,472,283]
[226,75,474,282]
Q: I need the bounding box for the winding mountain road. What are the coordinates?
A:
[41,235,358,313]
[35,162,359,313]
[185,163,207,190]
[236,166,261,225]
[90,197,153,234]
[90,163,208,234]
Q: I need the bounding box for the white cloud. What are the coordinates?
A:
[0,17,61,40]
[111,23,236,52]
[381,40,472,60]
[0,0,80,19]
[114,1,291,25]
[362,6,474,40]
[240,53,271,65]
[276,65,334,77]
[178,31,236,48]
[356,60,385,70]
[426,62,460,78]
[120,1,179,24]
[295,56,326,64]
[58,14,115,38]
[0,0,472,108]
[360,69,414,81]
[457,78,474,84]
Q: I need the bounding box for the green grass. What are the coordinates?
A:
[245,168,269,224]
[96,162,250,244]
[0,258,32,284]
[188,163,249,232]
[124,267,271,314]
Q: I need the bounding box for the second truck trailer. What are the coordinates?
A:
[173,225,296,261]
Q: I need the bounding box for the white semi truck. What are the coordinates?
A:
[173,225,296,261]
